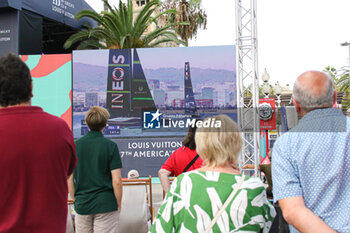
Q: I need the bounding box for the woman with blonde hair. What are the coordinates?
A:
[150,115,275,233]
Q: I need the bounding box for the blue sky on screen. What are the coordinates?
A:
[73,49,108,67]
[138,46,235,71]
[72,46,235,71]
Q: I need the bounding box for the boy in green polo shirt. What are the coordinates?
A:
[68,106,122,233]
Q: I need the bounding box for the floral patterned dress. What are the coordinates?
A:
[150,171,276,233]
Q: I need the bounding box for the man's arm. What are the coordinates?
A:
[67,174,75,201]
[111,168,122,212]
[158,168,172,193]
[279,196,336,233]
[242,164,261,170]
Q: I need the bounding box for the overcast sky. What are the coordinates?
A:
[85,0,350,87]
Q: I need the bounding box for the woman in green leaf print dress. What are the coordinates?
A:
[150,115,276,233]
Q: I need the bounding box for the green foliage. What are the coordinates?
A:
[337,67,350,110]
[324,66,338,81]
[338,68,350,92]
[160,0,207,43]
[64,0,187,50]
[324,66,350,111]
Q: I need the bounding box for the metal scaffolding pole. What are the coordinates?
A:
[235,0,260,176]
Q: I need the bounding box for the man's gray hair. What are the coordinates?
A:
[293,73,334,109]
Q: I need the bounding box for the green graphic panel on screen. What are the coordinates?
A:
[22,54,72,127]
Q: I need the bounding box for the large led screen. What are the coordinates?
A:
[73,46,236,138]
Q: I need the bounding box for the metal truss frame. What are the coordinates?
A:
[235,0,260,176]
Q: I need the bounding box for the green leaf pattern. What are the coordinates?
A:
[232,231,256,233]
[251,192,267,207]
[161,196,173,223]
[180,222,193,233]
[173,174,195,218]
[207,187,230,232]
[155,219,165,233]
[192,171,220,182]
[150,171,276,233]
[230,189,248,229]
[194,205,212,233]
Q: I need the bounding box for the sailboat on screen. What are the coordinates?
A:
[105,48,156,126]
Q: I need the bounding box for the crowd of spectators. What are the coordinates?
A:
[0,54,349,233]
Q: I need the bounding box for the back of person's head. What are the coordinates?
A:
[182,119,201,150]
[128,169,139,179]
[293,71,334,111]
[195,115,242,167]
[0,53,32,107]
[85,106,110,131]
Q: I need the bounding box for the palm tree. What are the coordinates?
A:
[338,68,350,92]
[338,67,350,110]
[64,0,187,50]
[160,0,207,43]
[324,66,350,111]
[324,66,338,81]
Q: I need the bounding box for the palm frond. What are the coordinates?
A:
[65,0,186,49]
[152,9,178,22]
[75,10,103,24]
[148,38,177,47]
[64,30,93,49]
[76,39,107,50]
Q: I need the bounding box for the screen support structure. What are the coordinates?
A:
[235,0,260,176]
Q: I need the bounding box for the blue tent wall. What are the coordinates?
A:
[0,9,19,55]
[0,0,97,56]
[0,0,96,29]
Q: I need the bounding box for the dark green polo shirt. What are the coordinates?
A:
[74,131,122,215]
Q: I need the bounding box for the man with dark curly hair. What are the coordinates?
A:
[0,54,77,233]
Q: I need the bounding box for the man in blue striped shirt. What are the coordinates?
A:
[272,71,350,233]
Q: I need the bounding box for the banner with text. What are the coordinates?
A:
[0,10,19,57]
[114,137,183,177]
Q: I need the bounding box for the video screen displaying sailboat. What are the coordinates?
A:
[72,46,237,138]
